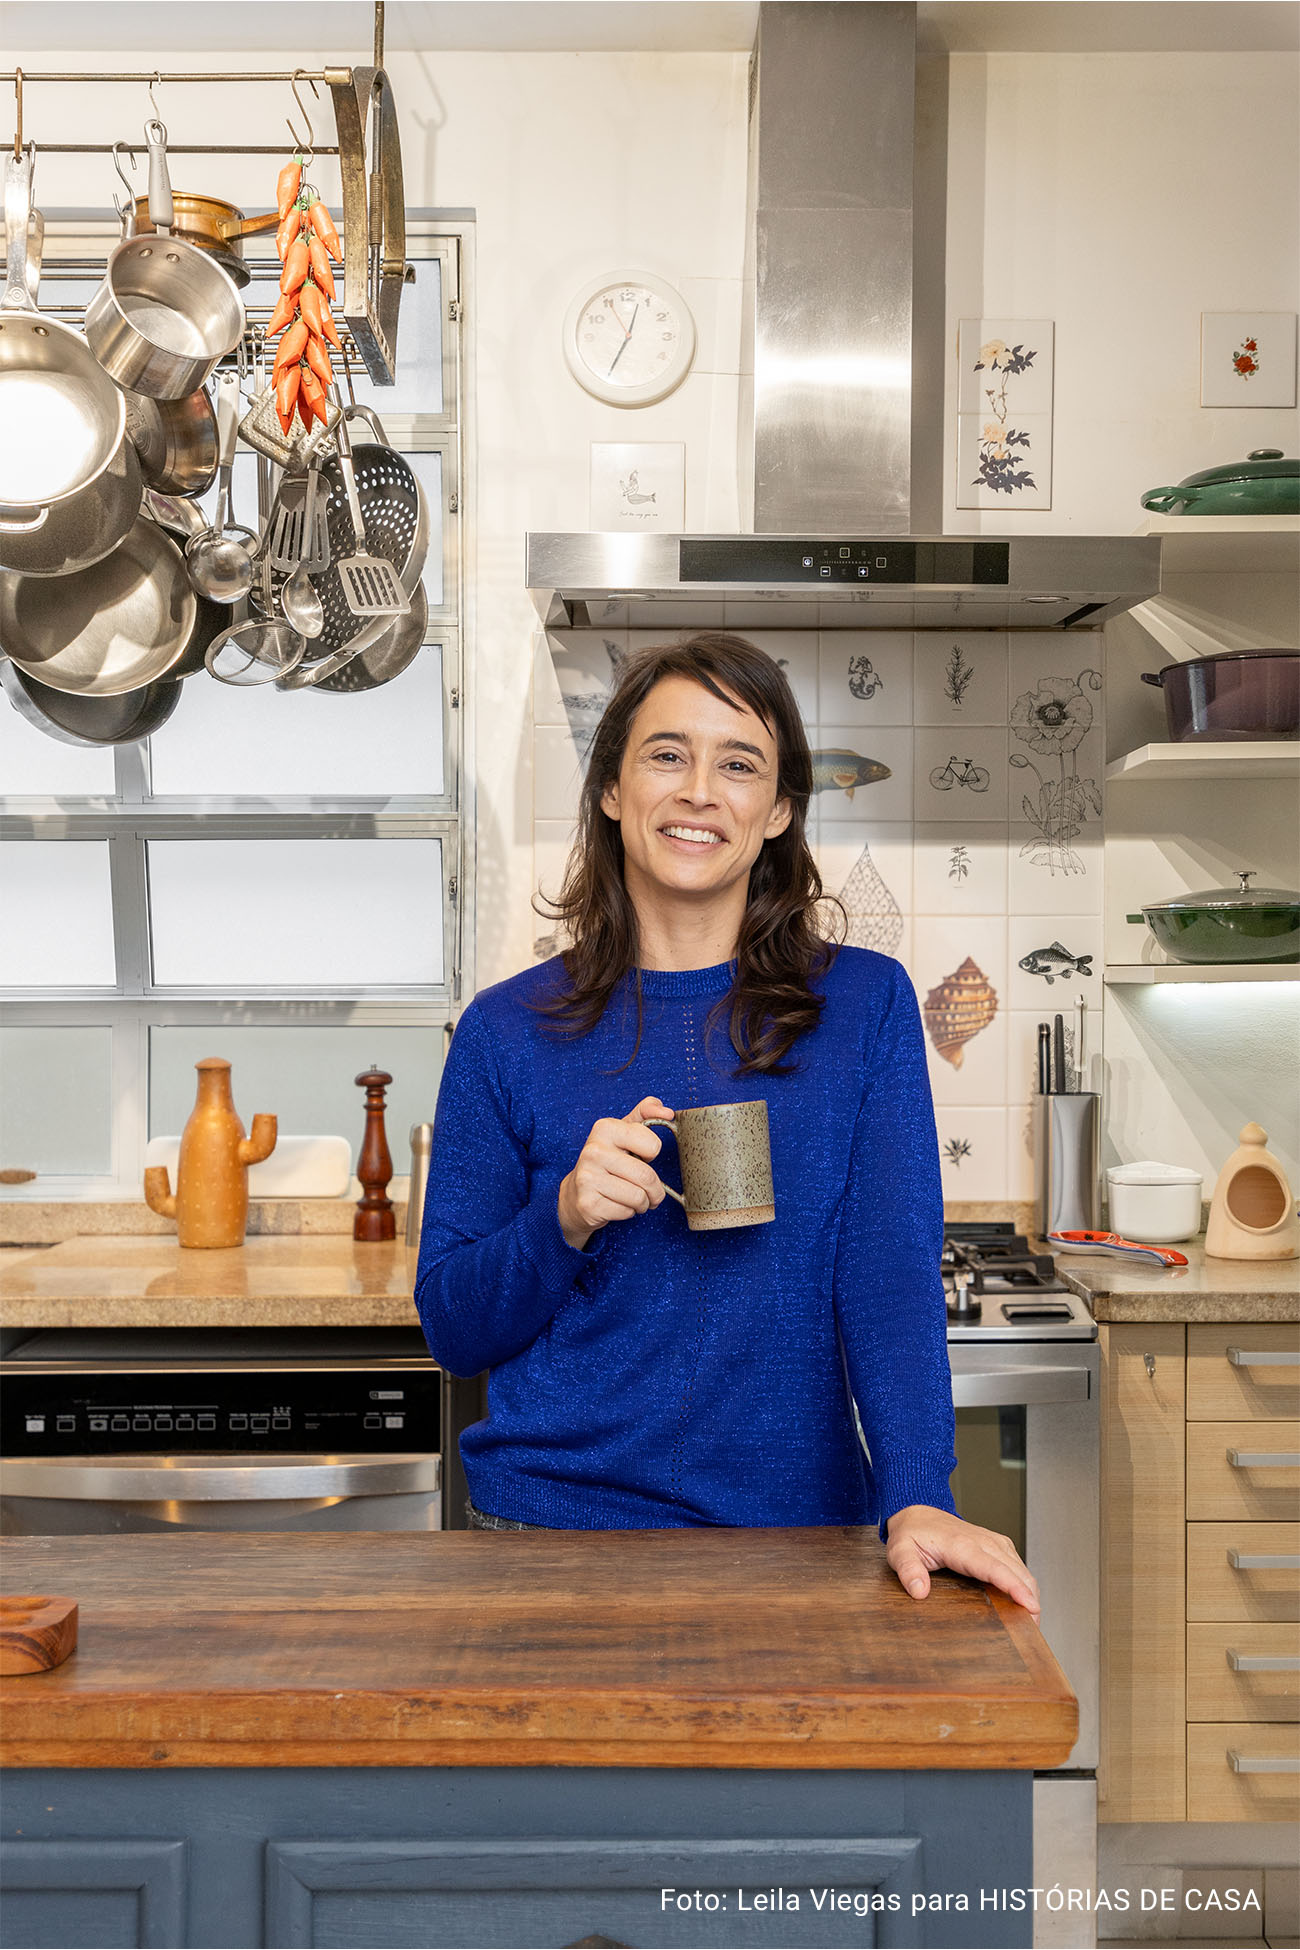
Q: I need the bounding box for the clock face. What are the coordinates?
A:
[563,271,696,406]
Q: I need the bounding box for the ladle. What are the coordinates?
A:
[184,372,256,604]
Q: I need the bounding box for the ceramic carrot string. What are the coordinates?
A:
[266,156,343,431]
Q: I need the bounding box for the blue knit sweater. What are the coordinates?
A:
[414,945,957,1536]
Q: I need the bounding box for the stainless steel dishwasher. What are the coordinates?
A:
[0,1328,442,1534]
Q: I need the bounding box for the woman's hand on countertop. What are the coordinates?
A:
[557,1097,676,1252]
[884,1505,1041,1618]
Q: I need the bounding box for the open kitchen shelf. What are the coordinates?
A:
[1104,962,1299,985]
[1137,514,1300,573]
[1106,741,1300,781]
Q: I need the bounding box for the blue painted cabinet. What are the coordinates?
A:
[0,1767,1031,1949]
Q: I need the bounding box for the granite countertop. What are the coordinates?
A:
[0,1234,421,1328]
[1045,1236,1300,1322]
[0,1528,1076,1771]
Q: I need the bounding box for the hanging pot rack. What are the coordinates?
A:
[4,32,406,381]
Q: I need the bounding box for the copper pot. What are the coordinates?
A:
[131,191,279,289]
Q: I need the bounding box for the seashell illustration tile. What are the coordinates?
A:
[923,956,999,1068]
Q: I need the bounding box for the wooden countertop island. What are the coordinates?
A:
[0,1527,1074,1770]
[1,1528,1073,1949]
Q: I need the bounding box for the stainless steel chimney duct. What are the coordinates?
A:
[744,2,922,534]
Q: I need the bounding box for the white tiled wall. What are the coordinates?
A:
[534,626,1106,1206]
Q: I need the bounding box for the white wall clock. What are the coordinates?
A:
[563,270,696,407]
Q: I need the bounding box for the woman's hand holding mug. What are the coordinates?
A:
[557,1098,675,1252]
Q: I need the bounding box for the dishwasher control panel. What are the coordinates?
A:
[0,1332,442,1456]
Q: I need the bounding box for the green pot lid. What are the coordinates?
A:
[1143,869,1300,913]
[1177,449,1298,489]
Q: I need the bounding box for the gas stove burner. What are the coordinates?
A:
[947,1224,1068,1302]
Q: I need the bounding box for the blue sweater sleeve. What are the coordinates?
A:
[413,1002,600,1378]
[831,960,958,1540]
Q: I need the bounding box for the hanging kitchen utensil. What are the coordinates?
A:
[266,463,329,573]
[142,486,209,541]
[1127,870,1300,965]
[129,190,279,290]
[205,608,308,686]
[0,655,183,747]
[123,383,219,498]
[306,582,428,693]
[0,145,132,572]
[183,372,256,604]
[0,513,196,697]
[329,393,409,619]
[279,464,327,638]
[238,370,340,469]
[84,120,244,401]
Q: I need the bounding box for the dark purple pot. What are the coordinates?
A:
[1140,649,1299,742]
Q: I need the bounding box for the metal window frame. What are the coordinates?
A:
[0,216,475,1200]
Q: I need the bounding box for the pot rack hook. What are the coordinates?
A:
[286,70,318,164]
[12,67,21,163]
[146,72,165,130]
[111,138,137,218]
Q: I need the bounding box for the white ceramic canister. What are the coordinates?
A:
[1106,1160,1204,1243]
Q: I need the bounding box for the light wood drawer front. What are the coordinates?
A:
[1188,1523,1300,1621]
[1187,1421,1300,1520]
[1187,1624,1300,1721]
[1188,1325,1300,1421]
[1187,1721,1300,1821]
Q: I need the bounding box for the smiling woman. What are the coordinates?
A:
[413,632,1041,1616]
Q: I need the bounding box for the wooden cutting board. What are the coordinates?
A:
[0,1595,78,1675]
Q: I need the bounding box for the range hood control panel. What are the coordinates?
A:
[678,539,1010,586]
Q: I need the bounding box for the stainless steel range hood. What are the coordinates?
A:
[527,2,1160,632]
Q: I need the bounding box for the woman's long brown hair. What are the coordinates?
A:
[531,632,844,1075]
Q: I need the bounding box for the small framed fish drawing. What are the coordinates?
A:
[590,443,685,531]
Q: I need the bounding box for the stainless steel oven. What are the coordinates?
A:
[0,1328,442,1534]
[943,1225,1100,1950]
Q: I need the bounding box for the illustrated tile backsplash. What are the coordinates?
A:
[534,627,1104,1204]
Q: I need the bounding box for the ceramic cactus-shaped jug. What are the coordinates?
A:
[144,1058,277,1249]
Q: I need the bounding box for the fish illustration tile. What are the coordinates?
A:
[935,1108,1008,1203]
[913,824,1008,916]
[813,726,912,824]
[914,725,1009,822]
[817,631,913,726]
[912,632,1008,727]
[1007,916,1101,1011]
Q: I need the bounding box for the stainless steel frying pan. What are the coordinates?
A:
[0,514,196,696]
[1,654,183,746]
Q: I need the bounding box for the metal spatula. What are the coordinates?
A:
[266,461,329,573]
[331,394,409,620]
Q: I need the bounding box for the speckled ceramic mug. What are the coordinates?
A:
[645,1101,774,1231]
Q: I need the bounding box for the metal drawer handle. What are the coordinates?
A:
[1227,1348,1300,1367]
[950,1367,1090,1408]
[1228,1550,1300,1570]
[1226,1449,1300,1469]
[1227,1750,1300,1774]
[1227,1651,1300,1672]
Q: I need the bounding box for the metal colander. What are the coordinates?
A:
[290,440,428,658]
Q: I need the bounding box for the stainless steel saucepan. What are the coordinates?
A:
[84,123,244,401]
[0,146,131,570]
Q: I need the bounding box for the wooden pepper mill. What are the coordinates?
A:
[354,1066,396,1242]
